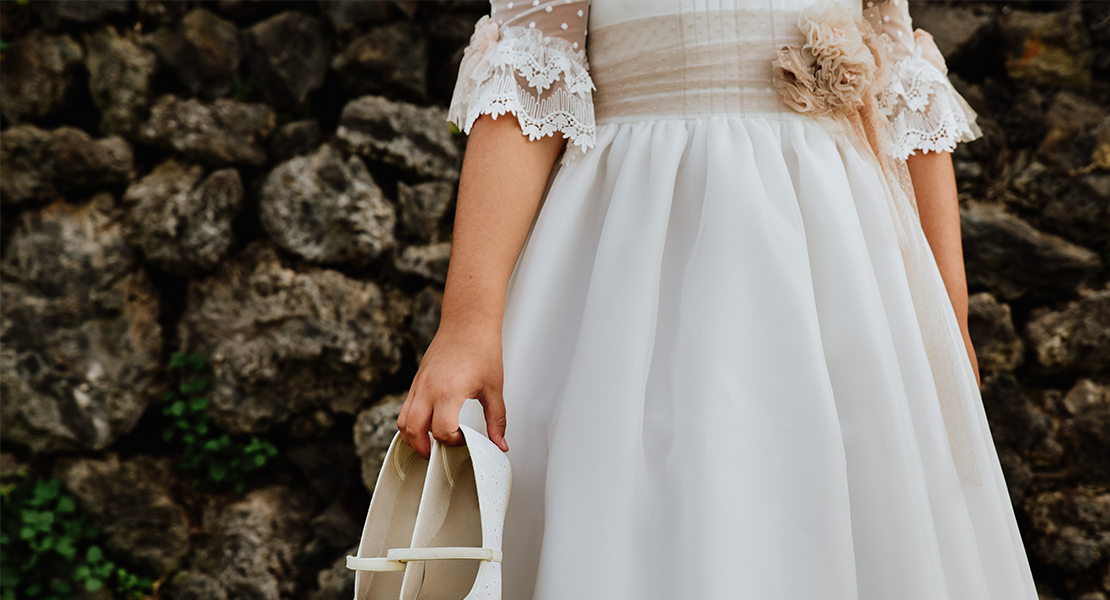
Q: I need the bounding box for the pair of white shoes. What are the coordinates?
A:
[346,424,511,600]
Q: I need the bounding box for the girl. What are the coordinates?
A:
[398,1,1038,597]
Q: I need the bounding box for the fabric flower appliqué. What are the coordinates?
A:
[458,15,502,84]
[772,0,878,117]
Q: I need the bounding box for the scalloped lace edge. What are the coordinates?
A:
[447,24,596,162]
[877,54,982,159]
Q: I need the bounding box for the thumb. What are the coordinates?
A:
[482,390,509,452]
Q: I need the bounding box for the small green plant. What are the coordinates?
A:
[0,476,153,600]
[162,351,278,494]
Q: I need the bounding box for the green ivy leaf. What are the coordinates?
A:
[54,496,75,514]
[185,352,206,371]
[83,577,103,592]
[86,545,103,563]
[208,461,228,482]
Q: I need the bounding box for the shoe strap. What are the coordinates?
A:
[387,547,503,563]
[345,556,407,572]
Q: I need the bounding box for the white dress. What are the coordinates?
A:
[447,1,1039,599]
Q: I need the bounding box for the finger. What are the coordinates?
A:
[403,392,434,459]
[397,387,415,448]
[431,395,466,447]
[482,390,509,452]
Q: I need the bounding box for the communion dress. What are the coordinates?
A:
[446,0,1039,598]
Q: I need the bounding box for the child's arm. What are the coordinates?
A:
[907,150,980,385]
[397,113,565,459]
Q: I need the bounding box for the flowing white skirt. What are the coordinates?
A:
[482,115,1036,599]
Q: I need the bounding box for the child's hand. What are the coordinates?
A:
[396,321,508,459]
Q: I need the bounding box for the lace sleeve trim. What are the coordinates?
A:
[876,44,982,159]
[447,17,596,162]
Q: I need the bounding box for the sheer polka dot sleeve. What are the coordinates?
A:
[447,0,595,161]
[863,0,982,159]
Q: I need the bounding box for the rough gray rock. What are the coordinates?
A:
[907,3,990,62]
[395,242,451,284]
[409,286,442,362]
[137,0,192,27]
[311,502,361,549]
[123,159,244,275]
[55,455,189,574]
[286,442,357,501]
[0,125,133,206]
[1016,165,1110,253]
[332,22,427,101]
[960,202,1103,301]
[397,181,454,242]
[269,119,323,162]
[320,0,390,34]
[289,409,336,440]
[980,373,1059,468]
[967,292,1024,372]
[1061,379,1110,479]
[0,198,162,452]
[353,393,406,493]
[85,26,157,137]
[1001,7,1093,92]
[1025,489,1110,573]
[1038,92,1105,170]
[180,242,403,434]
[260,144,395,266]
[0,31,84,124]
[1026,286,1110,373]
[244,12,329,111]
[35,1,129,26]
[337,96,460,181]
[195,486,314,600]
[144,7,241,98]
[168,571,229,600]
[1064,379,1110,417]
[139,95,276,167]
[308,552,356,600]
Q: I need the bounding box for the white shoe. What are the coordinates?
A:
[346,432,430,600]
[394,424,512,600]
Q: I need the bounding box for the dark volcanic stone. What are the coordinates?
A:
[259,144,395,266]
[35,1,129,27]
[0,125,133,206]
[0,31,84,125]
[1026,286,1110,374]
[967,292,1024,372]
[55,455,189,574]
[320,0,390,34]
[960,202,1103,301]
[144,7,241,99]
[123,159,244,275]
[244,12,329,111]
[395,242,451,284]
[1001,7,1093,91]
[179,242,403,434]
[397,180,454,242]
[332,22,428,102]
[139,95,275,167]
[353,393,406,494]
[269,119,323,162]
[1,198,162,452]
[86,25,158,137]
[194,487,314,600]
[337,95,460,181]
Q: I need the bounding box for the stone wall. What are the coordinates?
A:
[0,1,1107,598]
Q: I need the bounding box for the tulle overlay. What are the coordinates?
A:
[492,116,1036,599]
